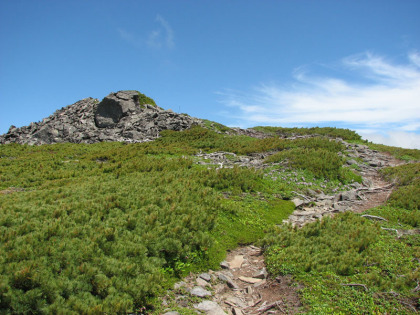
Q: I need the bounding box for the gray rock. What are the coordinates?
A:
[194,301,227,315]
[199,273,212,282]
[346,159,358,166]
[369,160,383,167]
[0,90,203,145]
[196,277,211,287]
[162,312,180,315]
[218,273,239,290]
[253,267,268,279]
[94,91,139,128]
[340,190,358,201]
[220,261,229,269]
[292,198,304,208]
[350,182,362,189]
[190,286,211,297]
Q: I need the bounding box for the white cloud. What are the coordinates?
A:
[359,130,420,150]
[219,52,420,149]
[147,15,175,49]
[117,15,174,50]
[117,28,139,47]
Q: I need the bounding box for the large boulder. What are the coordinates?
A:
[94,91,140,128]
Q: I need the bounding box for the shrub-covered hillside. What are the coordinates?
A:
[0,125,418,313]
[262,160,420,314]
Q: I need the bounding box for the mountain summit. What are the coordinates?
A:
[0,90,202,145]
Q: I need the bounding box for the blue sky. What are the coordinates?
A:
[1,1,419,148]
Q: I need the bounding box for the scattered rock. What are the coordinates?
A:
[340,190,358,201]
[232,307,244,315]
[291,198,304,208]
[197,277,211,287]
[346,159,358,166]
[225,296,248,308]
[218,273,239,290]
[253,267,268,279]
[238,276,263,284]
[220,261,229,269]
[194,301,227,315]
[190,286,211,297]
[199,273,212,282]
[0,90,202,145]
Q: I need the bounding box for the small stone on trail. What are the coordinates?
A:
[340,190,358,201]
[218,273,239,289]
[225,296,247,308]
[194,301,227,315]
[233,307,244,315]
[228,255,244,269]
[253,279,267,287]
[220,261,229,269]
[292,198,304,207]
[190,286,212,297]
[253,267,268,279]
[197,277,211,287]
[238,276,263,284]
[163,312,180,315]
[199,273,211,282]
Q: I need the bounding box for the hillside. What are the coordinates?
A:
[0,91,419,314]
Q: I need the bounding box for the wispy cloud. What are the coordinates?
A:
[117,28,139,47]
[117,14,175,50]
[147,15,175,49]
[218,52,420,149]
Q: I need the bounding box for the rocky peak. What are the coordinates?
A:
[0,90,202,145]
[95,90,141,128]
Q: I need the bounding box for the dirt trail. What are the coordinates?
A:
[161,144,405,315]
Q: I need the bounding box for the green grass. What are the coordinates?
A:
[137,91,157,107]
[0,129,297,313]
[252,126,362,141]
[381,163,420,210]
[367,143,420,161]
[262,154,420,314]
[1,124,417,313]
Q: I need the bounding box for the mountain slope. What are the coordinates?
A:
[0,91,419,314]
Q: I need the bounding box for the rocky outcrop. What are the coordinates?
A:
[0,90,202,145]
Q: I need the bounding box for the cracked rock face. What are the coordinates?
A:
[94,90,139,128]
[0,90,203,145]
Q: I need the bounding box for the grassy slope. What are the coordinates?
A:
[0,126,418,313]
[262,143,420,314]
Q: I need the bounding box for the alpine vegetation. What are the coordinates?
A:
[0,91,418,314]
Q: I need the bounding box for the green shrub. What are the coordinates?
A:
[252,126,362,141]
[381,163,420,210]
[263,213,380,276]
[266,148,344,180]
[0,139,295,312]
[368,143,420,161]
[137,91,157,107]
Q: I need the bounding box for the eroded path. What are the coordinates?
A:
[285,142,404,227]
[160,142,404,315]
